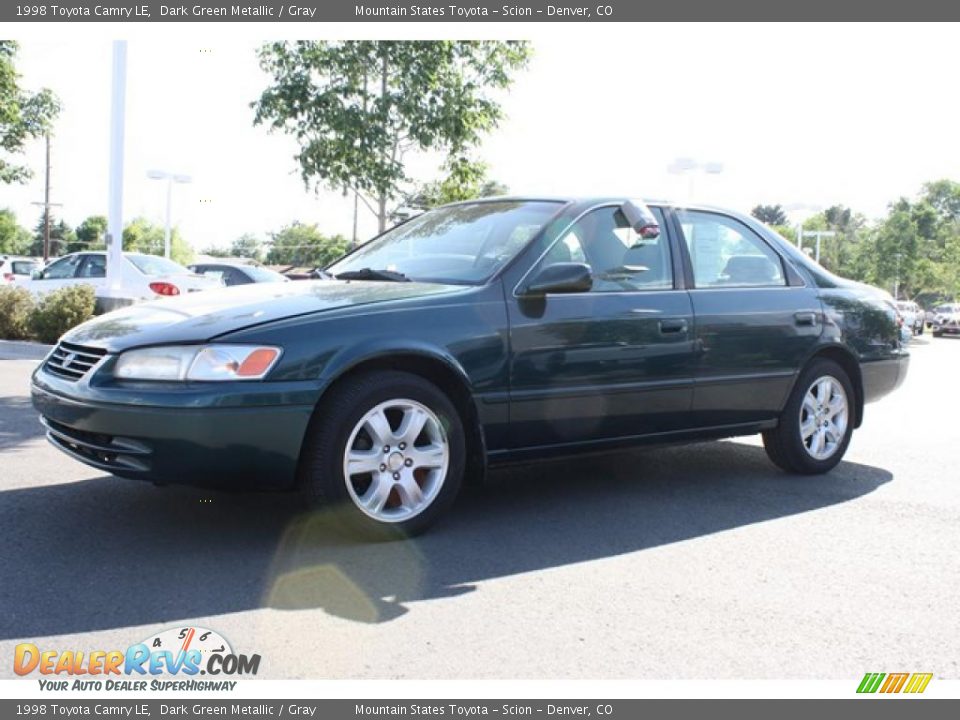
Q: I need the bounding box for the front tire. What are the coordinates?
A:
[300,371,465,539]
[763,359,855,475]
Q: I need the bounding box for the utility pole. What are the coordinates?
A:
[31,133,63,261]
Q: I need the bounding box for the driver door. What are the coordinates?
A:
[507,205,696,448]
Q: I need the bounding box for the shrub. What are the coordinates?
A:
[0,285,36,340]
[29,284,96,344]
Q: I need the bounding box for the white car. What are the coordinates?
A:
[896,300,925,336]
[1,255,41,286]
[21,252,221,302]
[931,303,960,338]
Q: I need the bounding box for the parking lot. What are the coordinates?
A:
[1,337,958,680]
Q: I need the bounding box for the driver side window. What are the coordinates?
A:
[41,255,82,280]
[538,206,673,292]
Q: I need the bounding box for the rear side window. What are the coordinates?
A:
[11,261,37,275]
[677,210,786,288]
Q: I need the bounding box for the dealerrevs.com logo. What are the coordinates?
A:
[14,626,261,692]
[857,672,933,694]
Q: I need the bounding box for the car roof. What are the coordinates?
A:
[191,260,256,267]
[444,195,700,209]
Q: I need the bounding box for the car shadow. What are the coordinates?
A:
[0,441,891,639]
[0,395,45,452]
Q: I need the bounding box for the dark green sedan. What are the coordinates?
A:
[31,198,908,536]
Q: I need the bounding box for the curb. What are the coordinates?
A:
[0,339,54,360]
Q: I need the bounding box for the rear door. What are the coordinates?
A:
[672,208,822,427]
[507,204,697,448]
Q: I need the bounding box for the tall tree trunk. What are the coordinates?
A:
[378,194,387,233]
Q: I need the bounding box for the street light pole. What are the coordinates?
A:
[106,40,127,304]
[163,177,173,259]
[147,170,191,258]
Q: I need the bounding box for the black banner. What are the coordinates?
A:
[2,700,959,719]
[2,0,958,22]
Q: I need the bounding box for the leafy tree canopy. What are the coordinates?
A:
[122,217,194,266]
[230,233,265,262]
[0,208,32,255]
[751,204,788,226]
[404,156,509,211]
[0,41,61,184]
[253,40,531,231]
[266,222,349,268]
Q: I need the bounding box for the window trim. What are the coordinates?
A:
[672,209,803,291]
[512,202,680,298]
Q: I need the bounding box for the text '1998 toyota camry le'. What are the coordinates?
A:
[31,198,908,537]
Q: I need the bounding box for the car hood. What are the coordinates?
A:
[63,280,466,352]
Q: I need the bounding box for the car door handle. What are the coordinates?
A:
[794,311,819,327]
[659,319,688,334]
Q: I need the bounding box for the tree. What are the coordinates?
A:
[230,233,265,262]
[71,215,107,253]
[404,156,509,210]
[0,41,61,184]
[266,222,349,267]
[200,245,232,258]
[751,204,788,226]
[122,217,194,266]
[802,205,865,276]
[30,215,74,258]
[253,41,532,232]
[0,208,32,254]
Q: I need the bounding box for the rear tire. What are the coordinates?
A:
[763,359,855,475]
[299,371,465,539]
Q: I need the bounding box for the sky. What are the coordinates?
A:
[2,23,958,254]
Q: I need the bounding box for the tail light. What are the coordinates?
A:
[2,273,13,282]
[149,282,180,297]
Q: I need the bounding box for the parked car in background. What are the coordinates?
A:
[896,300,925,336]
[188,261,290,286]
[931,303,960,337]
[31,198,908,537]
[1,255,41,285]
[20,252,221,302]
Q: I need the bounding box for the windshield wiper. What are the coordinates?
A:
[335,267,411,282]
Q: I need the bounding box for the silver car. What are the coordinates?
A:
[931,303,960,337]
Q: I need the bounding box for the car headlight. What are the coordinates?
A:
[113,345,281,381]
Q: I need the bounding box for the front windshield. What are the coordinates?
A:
[327,200,561,285]
[127,254,191,277]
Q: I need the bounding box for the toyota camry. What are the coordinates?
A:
[31,198,908,536]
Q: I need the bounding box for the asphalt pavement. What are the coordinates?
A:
[0,337,957,679]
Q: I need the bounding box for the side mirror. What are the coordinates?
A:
[31,269,43,280]
[521,262,593,296]
[621,199,660,239]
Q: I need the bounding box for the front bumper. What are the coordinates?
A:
[31,372,317,489]
[932,323,960,334]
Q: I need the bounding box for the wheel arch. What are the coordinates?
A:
[297,345,488,488]
[797,343,865,428]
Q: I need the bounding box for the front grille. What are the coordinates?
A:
[44,341,107,381]
[41,417,151,472]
